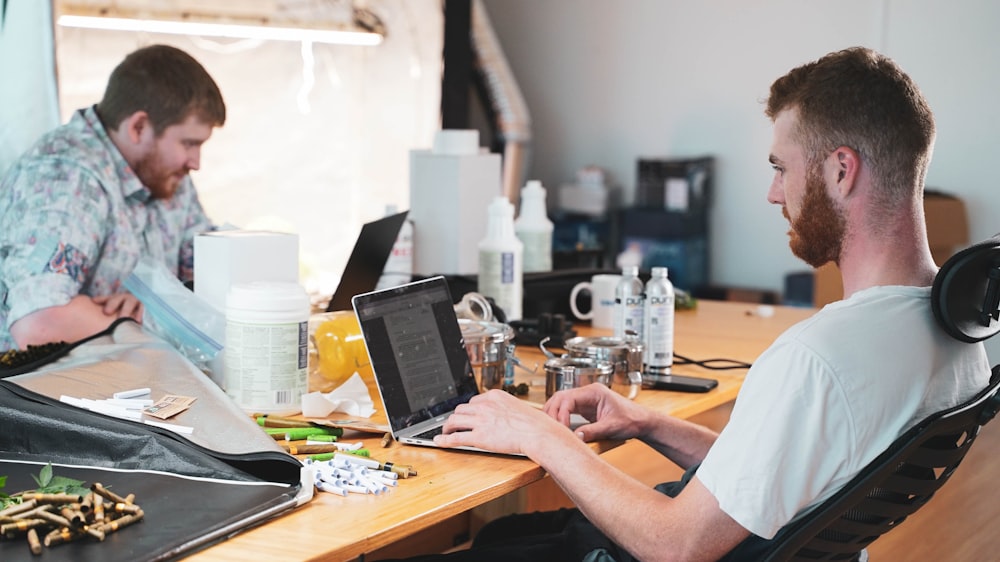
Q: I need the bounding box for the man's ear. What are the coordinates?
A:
[122,111,152,145]
[826,146,860,197]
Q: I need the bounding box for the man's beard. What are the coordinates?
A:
[133,151,186,200]
[784,169,847,268]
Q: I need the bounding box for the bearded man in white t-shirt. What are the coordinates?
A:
[394,46,990,562]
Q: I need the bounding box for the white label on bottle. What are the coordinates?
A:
[615,296,645,340]
[376,224,414,290]
[518,231,552,272]
[645,294,674,369]
[225,320,308,411]
[479,250,522,320]
[502,252,514,283]
[625,296,645,340]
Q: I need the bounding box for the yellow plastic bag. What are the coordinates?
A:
[307,311,375,394]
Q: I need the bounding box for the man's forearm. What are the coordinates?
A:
[528,425,744,561]
[10,296,122,348]
[637,410,720,470]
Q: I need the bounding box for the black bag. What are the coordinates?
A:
[0,320,304,561]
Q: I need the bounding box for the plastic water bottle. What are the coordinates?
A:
[613,266,644,341]
[644,266,674,374]
[515,179,554,273]
[478,196,523,320]
[376,205,414,290]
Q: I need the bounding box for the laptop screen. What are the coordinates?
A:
[327,210,409,312]
[353,277,479,432]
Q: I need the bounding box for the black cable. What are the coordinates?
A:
[673,352,752,371]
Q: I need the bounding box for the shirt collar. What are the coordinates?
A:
[80,105,152,204]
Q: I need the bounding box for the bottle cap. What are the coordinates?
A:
[489,196,514,217]
[517,180,550,223]
[523,179,544,196]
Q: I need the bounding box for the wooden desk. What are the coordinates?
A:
[190,300,814,561]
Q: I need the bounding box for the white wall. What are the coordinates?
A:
[480,0,1000,295]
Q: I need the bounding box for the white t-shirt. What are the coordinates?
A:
[697,285,989,539]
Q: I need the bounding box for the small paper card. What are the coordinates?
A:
[144,395,197,420]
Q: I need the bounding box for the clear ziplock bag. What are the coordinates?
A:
[123,259,225,378]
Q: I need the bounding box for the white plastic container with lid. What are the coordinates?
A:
[478,196,523,321]
[643,266,675,374]
[515,179,554,273]
[613,266,645,341]
[225,281,310,414]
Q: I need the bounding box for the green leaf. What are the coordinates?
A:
[39,463,53,488]
[31,463,53,488]
[13,465,90,507]
[41,475,86,494]
[66,483,91,498]
[0,479,19,511]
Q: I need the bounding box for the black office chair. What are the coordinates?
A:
[746,235,1000,561]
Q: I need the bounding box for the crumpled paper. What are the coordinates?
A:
[301,373,376,418]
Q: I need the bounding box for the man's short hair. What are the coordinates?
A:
[766,47,935,206]
[96,44,226,135]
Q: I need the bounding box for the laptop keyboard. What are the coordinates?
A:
[412,426,444,440]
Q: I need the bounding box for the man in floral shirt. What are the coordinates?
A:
[0,44,225,351]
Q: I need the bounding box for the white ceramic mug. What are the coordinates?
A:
[569,274,621,330]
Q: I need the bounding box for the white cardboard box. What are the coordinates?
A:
[194,230,299,313]
[409,146,502,276]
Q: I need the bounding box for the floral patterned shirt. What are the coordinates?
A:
[0,106,214,350]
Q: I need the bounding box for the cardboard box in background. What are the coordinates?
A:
[409,131,502,276]
[813,263,843,308]
[813,191,969,307]
[923,191,970,266]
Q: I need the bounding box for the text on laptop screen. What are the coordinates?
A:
[354,279,478,431]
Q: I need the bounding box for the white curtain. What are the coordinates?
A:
[0,0,60,175]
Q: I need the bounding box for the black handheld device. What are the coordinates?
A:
[645,374,719,393]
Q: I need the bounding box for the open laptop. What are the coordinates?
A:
[326,210,409,312]
[352,276,485,449]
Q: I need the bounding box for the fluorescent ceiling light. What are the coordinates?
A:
[56,14,383,46]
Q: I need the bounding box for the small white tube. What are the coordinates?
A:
[113,387,151,399]
[343,483,369,495]
[104,398,155,409]
[335,452,380,470]
[85,400,143,421]
[59,395,87,408]
[144,419,195,435]
[373,469,398,480]
[316,480,348,496]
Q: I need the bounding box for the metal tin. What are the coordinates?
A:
[543,356,615,398]
[459,319,515,392]
[562,336,643,399]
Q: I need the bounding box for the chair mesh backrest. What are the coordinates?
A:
[759,372,1000,561]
